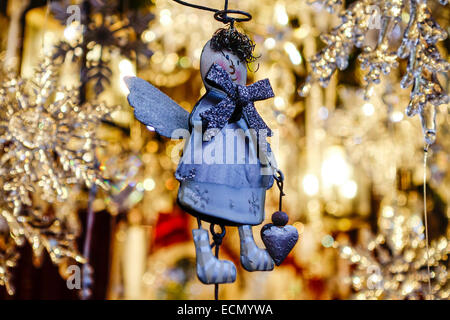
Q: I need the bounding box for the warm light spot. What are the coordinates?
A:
[284,42,302,65]
[294,24,311,39]
[342,246,352,257]
[390,111,404,122]
[64,24,81,42]
[151,51,165,64]
[303,174,319,196]
[143,178,155,191]
[338,219,352,231]
[264,38,276,50]
[274,96,286,109]
[318,106,329,120]
[142,30,156,43]
[321,235,334,248]
[275,3,289,26]
[293,222,304,235]
[340,180,358,199]
[362,102,374,116]
[382,206,394,218]
[119,59,136,94]
[321,146,351,186]
[165,178,177,190]
[55,92,65,101]
[119,59,134,74]
[160,9,172,26]
[179,56,191,68]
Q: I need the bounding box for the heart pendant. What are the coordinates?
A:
[261,211,299,266]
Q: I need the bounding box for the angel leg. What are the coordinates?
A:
[192,227,236,284]
[238,225,274,272]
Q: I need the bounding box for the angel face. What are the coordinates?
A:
[200,40,247,90]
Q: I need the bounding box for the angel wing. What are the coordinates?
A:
[125,76,189,138]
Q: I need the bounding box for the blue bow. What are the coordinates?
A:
[200,63,274,139]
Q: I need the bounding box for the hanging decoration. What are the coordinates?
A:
[0,57,110,204]
[126,0,298,299]
[0,0,447,300]
[0,56,111,294]
[337,198,449,300]
[301,0,449,145]
[51,0,154,94]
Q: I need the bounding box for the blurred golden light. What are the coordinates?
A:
[307,199,321,213]
[119,59,136,94]
[143,178,156,191]
[160,9,172,26]
[275,3,289,26]
[55,92,65,101]
[338,219,352,231]
[63,24,81,42]
[87,43,102,61]
[43,32,56,54]
[165,178,177,190]
[293,222,305,235]
[318,106,329,120]
[142,30,156,43]
[294,24,311,39]
[146,141,159,153]
[382,206,394,218]
[321,146,351,187]
[274,96,286,109]
[162,53,179,73]
[264,37,276,50]
[284,42,302,65]
[340,180,358,199]
[303,173,319,196]
[151,51,165,64]
[362,102,374,116]
[321,235,334,248]
[390,111,404,122]
[179,56,191,68]
[341,246,352,257]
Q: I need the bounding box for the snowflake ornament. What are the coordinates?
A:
[0,58,110,205]
[0,57,111,294]
[302,0,449,145]
[337,197,449,300]
[52,0,154,94]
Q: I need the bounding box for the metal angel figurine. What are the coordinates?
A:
[126,26,298,286]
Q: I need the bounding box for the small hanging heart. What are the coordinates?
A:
[261,211,298,266]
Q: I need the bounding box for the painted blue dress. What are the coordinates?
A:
[176,88,274,226]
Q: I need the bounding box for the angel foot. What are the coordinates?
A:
[192,228,236,284]
[238,225,274,272]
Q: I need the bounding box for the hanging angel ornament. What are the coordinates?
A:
[125,3,298,287]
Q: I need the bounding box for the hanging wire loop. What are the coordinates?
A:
[274,169,285,195]
[214,10,252,24]
[172,0,252,24]
[274,169,285,211]
[172,0,217,13]
[210,224,226,248]
[209,223,226,300]
[423,144,432,298]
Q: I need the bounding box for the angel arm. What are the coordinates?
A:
[124,76,189,138]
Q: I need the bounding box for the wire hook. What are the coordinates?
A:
[172,0,252,25]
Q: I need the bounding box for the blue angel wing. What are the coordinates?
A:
[125,76,189,138]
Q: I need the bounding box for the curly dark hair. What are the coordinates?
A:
[210,27,258,64]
